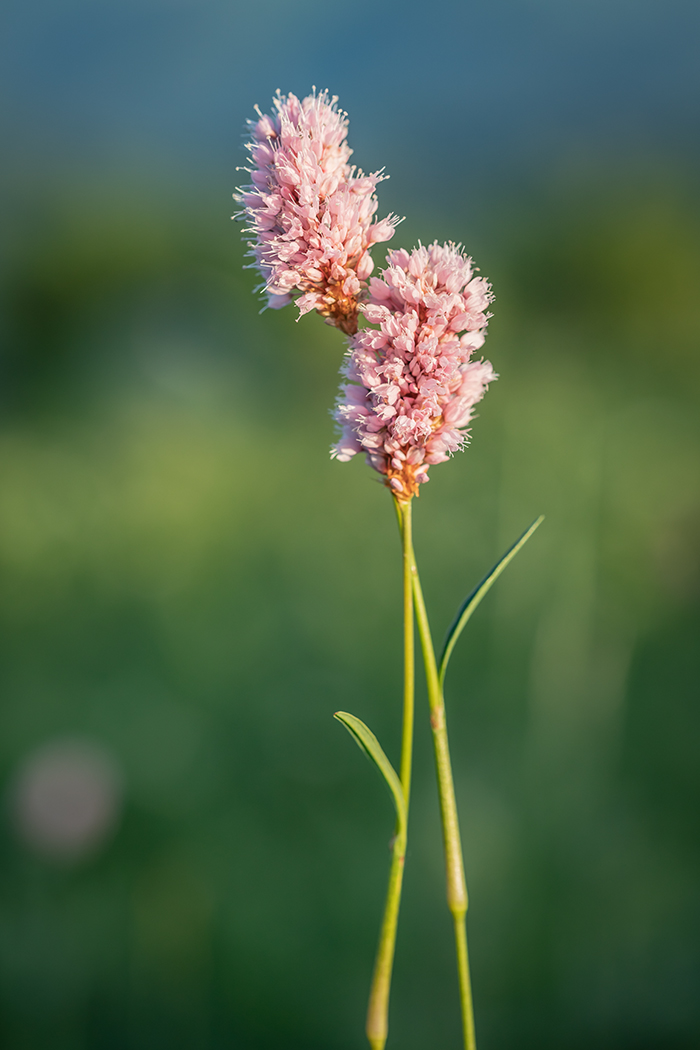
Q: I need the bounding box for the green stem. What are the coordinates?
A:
[411,547,476,1050]
[454,912,476,1050]
[398,498,415,802]
[365,497,415,1050]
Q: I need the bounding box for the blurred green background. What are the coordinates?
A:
[1,2,699,1048]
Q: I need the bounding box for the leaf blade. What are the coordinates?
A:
[438,515,544,689]
[334,711,406,828]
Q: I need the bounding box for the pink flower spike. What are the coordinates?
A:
[235,89,399,335]
[332,242,496,500]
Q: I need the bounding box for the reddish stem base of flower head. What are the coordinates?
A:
[385,463,422,501]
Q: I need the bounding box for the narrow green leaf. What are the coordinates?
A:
[334,711,406,829]
[438,515,544,689]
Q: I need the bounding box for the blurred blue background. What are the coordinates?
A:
[1,1,699,1048]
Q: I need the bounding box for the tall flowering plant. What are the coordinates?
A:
[236,89,542,1050]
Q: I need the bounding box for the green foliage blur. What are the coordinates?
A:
[0,167,699,1050]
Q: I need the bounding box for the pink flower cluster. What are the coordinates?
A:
[236,90,398,334]
[237,90,497,498]
[332,243,496,499]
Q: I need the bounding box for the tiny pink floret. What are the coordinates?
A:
[236,90,398,334]
[332,242,496,499]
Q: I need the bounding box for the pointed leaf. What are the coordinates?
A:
[334,711,406,829]
[438,516,544,689]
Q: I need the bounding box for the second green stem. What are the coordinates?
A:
[411,544,477,1050]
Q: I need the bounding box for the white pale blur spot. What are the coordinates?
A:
[9,739,122,862]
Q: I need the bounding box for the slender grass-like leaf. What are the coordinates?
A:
[334,711,406,827]
[438,515,544,689]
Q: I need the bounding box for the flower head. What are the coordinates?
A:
[236,90,398,334]
[332,242,496,499]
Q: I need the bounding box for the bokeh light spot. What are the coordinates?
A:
[8,738,122,862]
